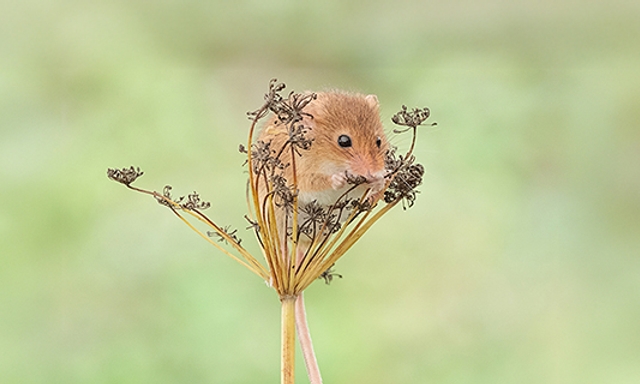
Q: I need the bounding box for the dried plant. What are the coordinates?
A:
[107,79,435,384]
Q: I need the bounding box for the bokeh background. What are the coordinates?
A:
[2,0,639,383]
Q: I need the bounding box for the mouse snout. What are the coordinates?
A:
[364,170,386,193]
[349,157,387,191]
[360,170,383,183]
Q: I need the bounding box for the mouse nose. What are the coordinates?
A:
[363,171,380,183]
[350,155,385,180]
[364,171,386,193]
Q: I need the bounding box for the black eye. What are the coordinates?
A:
[376,137,382,148]
[337,134,352,148]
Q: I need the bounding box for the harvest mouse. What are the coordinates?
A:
[256,91,390,384]
[257,91,389,214]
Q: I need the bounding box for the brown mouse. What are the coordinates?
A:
[256,91,390,384]
[257,91,389,211]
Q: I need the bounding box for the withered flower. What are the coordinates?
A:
[319,264,342,285]
[391,105,433,130]
[107,79,435,384]
[384,162,425,209]
[286,123,313,154]
[180,191,211,211]
[208,225,242,246]
[107,166,143,186]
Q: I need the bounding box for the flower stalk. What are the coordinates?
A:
[295,293,322,384]
[281,295,297,384]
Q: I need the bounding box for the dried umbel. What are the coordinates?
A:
[107,166,143,186]
[107,79,435,384]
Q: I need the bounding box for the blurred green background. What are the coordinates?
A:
[2,0,639,383]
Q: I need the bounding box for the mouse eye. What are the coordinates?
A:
[337,134,352,148]
[376,137,382,148]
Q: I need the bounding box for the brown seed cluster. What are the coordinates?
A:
[107,166,143,186]
[107,79,435,292]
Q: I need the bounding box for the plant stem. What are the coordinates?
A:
[296,293,323,384]
[281,295,297,384]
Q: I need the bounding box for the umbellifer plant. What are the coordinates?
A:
[107,79,435,383]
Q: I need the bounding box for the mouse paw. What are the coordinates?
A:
[330,172,348,190]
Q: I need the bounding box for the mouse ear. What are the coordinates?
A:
[365,94,379,109]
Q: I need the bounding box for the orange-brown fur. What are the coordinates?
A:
[254,91,389,254]
[258,91,389,206]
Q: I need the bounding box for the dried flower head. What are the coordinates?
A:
[319,264,342,285]
[391,105,433,131]
[247,79,317,126]
[384,162,425,209]
[107,80,434,294]
[208,225,242,245]
[247,79,286,121]
[107,166,143,186]
[155,185,177,207]
[286,123,313,154]
[180,191,211,211]
[107,78,435,384]
[250,140,285,174]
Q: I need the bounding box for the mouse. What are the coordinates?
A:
[255,90,390,384]
[257,90,389,215]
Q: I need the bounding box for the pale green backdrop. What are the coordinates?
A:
[1,0,639,383]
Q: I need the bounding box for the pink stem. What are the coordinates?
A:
[295,293,323,384]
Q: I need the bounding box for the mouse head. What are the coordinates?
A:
[303,92,389,189]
